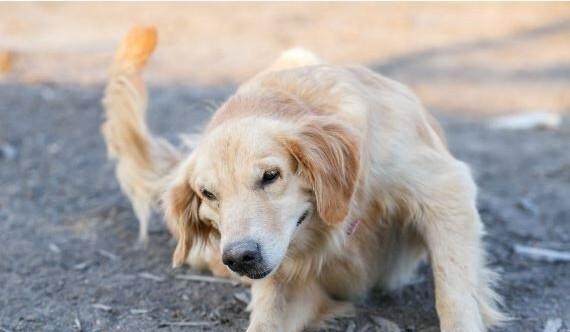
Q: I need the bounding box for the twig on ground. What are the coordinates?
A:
[138,272,165,282]
[516,198,539,216]
[74,311,82,331]
[356,323,372,332]
[92,303,113,312]
[129,309,149,315]
[514,245,570,262]
[73,261,90,270]
[158,321,215,328]
[174,274,234,284]
[97,249,119,261]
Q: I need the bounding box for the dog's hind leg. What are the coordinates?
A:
[132,196,152,246]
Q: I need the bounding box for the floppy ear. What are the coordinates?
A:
[282,118,360,225]
[162,177,212,268]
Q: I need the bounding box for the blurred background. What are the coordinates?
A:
[0,3,569,332]
[1,2,569,115]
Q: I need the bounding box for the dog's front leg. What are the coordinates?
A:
[418,168,504,332]
[246,277,332,332]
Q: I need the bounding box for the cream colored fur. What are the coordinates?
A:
[103,27,506,332]
[102,27,182,245]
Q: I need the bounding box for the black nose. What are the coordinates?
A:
[222,240,262,274]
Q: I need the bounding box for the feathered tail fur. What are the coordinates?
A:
[101,26,180,244]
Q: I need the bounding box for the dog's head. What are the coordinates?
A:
[164,113,359,279]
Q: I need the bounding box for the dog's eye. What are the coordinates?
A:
[201,188,217,201]
[261,169,280,185]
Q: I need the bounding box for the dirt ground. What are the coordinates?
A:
[0,3,569,332]
[1,82,569,332]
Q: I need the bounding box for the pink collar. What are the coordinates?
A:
[346,219,361,236]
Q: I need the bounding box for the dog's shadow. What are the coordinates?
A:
[315,262,440,332]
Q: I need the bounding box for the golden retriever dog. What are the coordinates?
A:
[102,26,506,332]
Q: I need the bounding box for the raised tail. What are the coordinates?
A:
[102,26,181,244]
[267,47,322,72]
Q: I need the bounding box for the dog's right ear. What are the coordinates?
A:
[163,174,211,268]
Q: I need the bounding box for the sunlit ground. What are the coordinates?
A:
[1,3,569,115]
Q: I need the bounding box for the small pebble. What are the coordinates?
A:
[0,143,17,160]
[544,318,563,332]
[345,321,356,332]
[48,243,61,254]
[233,291,251,305]
[369,316,401,332]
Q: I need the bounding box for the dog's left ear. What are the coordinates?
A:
[282,118,360,225]
[162,172,212,268]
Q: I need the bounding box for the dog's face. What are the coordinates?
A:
[165,116,359,280]
[192,118,314,279]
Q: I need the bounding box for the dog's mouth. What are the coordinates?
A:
[296,209,310,226]
[242,268,272,280]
